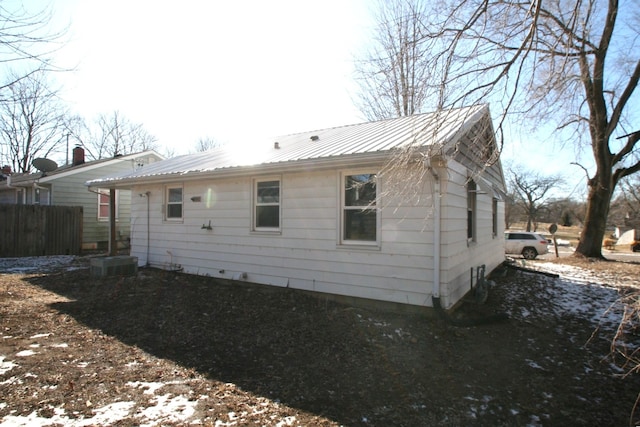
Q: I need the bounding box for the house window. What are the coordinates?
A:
[97,189,119,220]
[342,173,377,243]
[166,186,183,219]
[492,197,498,237]
[254,179,280,229]
[34,188,40,205]
[467,179,476,241]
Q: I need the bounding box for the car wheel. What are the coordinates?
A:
[522,247,538,260]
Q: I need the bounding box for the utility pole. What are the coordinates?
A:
[65,133,70,165]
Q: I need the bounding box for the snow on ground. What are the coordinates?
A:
[0,255,637,426]
[0,256,85,274]
[504,259,631,333]
[0,378,207,427]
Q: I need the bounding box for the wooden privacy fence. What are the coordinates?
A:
[0,204,83,257]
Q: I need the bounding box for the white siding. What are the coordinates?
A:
[130,168,434,306]
[129,161,504,309]
[439,161,505,308]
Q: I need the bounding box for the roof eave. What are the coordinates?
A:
[88,152,391,189]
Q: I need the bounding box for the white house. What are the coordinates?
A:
[87,105,506,310]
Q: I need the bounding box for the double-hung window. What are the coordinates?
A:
[166,186,183,220]
[254,179,280,230]
[342,173,377,244]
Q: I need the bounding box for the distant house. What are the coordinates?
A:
[87,105,506,309]
[0,148,164,250]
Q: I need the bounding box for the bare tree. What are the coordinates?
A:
[543,198,585,227]
[83,111,158,160]
[353,0,434,120]
[508,166,564,231]
[0,2,66,94]
[364,0,639,258]
[610,175,640,229]
[60,114,91,164]
[194,136,219,152]
[0,70,67,173]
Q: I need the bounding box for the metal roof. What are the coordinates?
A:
[88,105,489,187]
[1,151,163,189]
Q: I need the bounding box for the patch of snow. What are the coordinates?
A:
[134,394,199,427]
[0,377,22,386]
[526,359,544,370]
[29,333,51,339]
[527,414,542,426]
[503,264,624,332]
[50,343,68,348]
[15,350,36,357]
[87,401,136,426]
[0,356,17,375]
[0,255,82,274]
[275,416,297,426]
[0,401,136,427]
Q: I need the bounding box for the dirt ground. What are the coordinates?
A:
[1,256,640,426]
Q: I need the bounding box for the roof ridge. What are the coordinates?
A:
[274,104,487,138]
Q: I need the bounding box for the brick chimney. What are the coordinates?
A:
[72,145,85,166]
[1,165,11,175]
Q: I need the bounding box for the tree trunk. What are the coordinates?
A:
[575,177,613,258]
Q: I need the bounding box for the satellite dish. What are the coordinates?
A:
[32,158,58,174]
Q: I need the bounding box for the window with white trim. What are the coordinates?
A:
[342,173,377,244]
[254,179,280,230]
[467,179,477,241]
[97,189,119,221]
[165,186,183,220]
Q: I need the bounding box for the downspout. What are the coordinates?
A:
[141,191,150,267]
[431,166,442,303]
[428,156,508,325]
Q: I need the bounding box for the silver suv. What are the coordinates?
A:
[504,231,549,260]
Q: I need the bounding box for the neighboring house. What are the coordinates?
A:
[87,105,506,310]
[0,148,164,250]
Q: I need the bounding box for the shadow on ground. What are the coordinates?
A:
[25,265,640,426]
